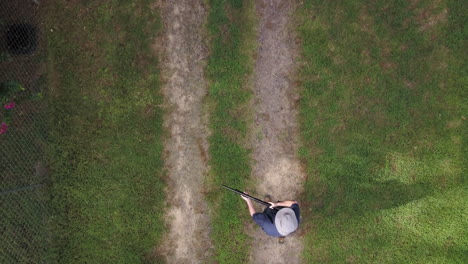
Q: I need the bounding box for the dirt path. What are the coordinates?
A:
[156,1,212,263]
[249,1,305,263]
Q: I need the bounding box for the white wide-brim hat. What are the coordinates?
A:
[275,208,298,236]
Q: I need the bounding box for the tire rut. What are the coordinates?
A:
[157,1,212,263]
[249,1,305,263]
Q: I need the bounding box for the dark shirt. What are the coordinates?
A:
[252,203,300,237]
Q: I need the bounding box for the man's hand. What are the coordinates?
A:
[268,202,278,209]
[241,192,251,202]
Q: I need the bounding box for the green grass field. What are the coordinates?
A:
[39,0,467,262]
[297,0,467,262]
[45,1,165,262]
[205,0,256,263]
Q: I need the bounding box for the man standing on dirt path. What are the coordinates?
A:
[241,194,300,243]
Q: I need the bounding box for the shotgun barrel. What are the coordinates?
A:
[221,184,271,207]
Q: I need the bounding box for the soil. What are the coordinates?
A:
[249,1,305,263]
[156,0,213,263]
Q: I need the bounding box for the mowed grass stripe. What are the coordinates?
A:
[297,0,467,263]
[46,1,165,263]
[206,0,256,263]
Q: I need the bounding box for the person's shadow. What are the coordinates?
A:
[306,177,432,217]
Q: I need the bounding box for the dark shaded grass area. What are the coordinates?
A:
[205,0,256,263]
[298,0,467,263]
[1,186,48,263]
[45,1,165,263]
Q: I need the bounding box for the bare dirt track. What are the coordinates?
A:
[156,0,213,263]
[249,0,305,263]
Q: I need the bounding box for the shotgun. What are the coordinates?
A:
[221,184,271,207]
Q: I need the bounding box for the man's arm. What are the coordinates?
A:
[270,200,297,208]
[241,194,256,216]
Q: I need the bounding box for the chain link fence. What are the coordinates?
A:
[0,0,49,263]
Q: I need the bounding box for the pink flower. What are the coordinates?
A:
[0,122,7,134]
[4,102,16,109]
